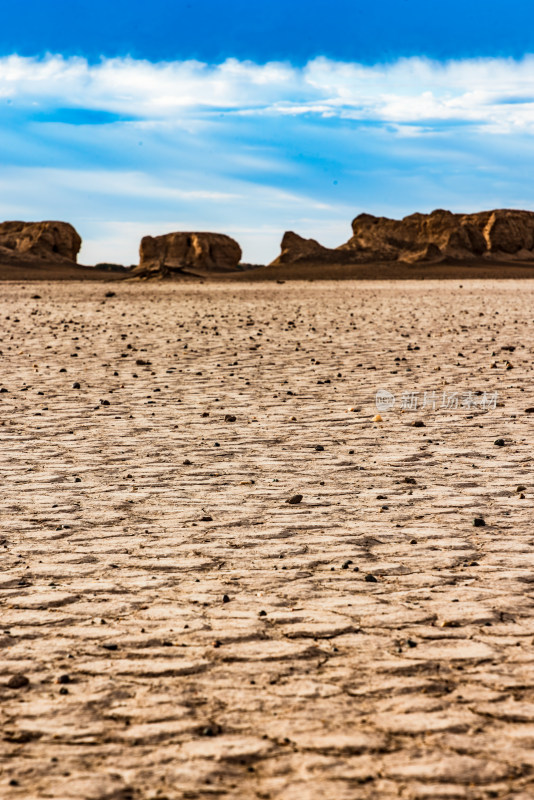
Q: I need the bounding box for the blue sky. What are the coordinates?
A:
[2,1,534,264]
[2,0,534,63]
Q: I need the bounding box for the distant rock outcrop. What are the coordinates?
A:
[271,209,534,266]
[134,232,242,277]
[273,231,353,265]
[0,221,81,265]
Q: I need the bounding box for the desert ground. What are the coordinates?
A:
[1,279,534,800]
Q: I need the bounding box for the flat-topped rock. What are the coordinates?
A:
[0,220,81,265]
[135,231,242,277]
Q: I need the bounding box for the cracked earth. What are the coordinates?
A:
[1,279,534,800]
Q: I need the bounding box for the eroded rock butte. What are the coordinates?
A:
[271,209,534,265]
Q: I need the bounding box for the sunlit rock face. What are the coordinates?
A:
[135,232,243,277]
[0,221,82,264]
[271,209,534,265]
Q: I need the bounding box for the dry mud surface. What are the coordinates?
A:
[1,280,534,800]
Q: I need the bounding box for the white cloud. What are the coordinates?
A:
[2,53,534,131]
[0,164,353,264]
[3,53,534,265]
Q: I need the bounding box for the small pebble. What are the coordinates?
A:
[201,723,222,736]
[287,494,303,504]
[7,673,29,689]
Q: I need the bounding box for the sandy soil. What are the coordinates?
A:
[1,280,534,800]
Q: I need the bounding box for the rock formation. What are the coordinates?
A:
[274,231,353,265]
[134,232,242,277]
[270,209,534,266]
[0,221,81,265]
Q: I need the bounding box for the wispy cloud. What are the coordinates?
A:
[1,54,534,264]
